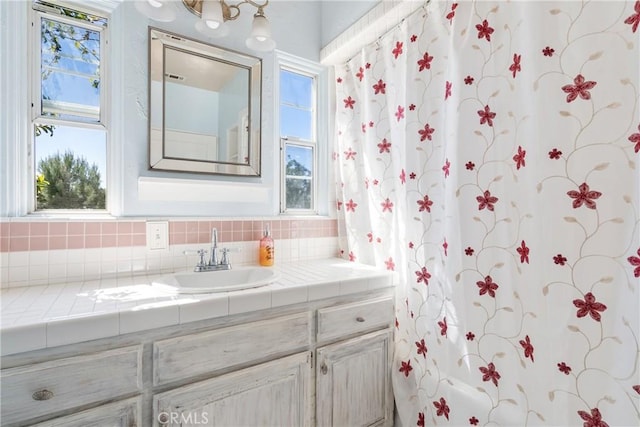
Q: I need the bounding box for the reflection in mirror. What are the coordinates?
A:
[148,27,261,176]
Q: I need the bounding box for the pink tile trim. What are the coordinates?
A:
[186,222,198,234]
[117,234,132,247]
[171,233,186,245]
[10,236,29,251]
[198,221,211,234]
[85,222,101,234]
[30,236,48,251]
[1,218,338,253]
[170,221,186,233]
[68,235,84,249]
[117,221,132,234]
[49,236,67,250]
[49,222,67,236]
[132,222,146,233]
[30,222,49,236]
[101,222,117,234]
[67,222,84,235]
[102,234,117,248]
[0,222,9,237]
[85,235,101,249]
[10,223,29,237]
[132,234,146,246]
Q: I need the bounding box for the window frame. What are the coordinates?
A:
[29,0,110,213]
[281,137,317,213]
[276,53,327,215]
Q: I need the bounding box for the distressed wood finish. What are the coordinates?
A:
[154,352,312,427]
[153,311,311,386]
[316,329,393,427]
[30,397,141,427]
[316,296,393,344]
[2,288,395,426]
[0,345,142,426]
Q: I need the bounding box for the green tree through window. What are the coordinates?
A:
[286,155,312,209]
[33,1,107,210]
[37,151,105,209]
[279,66,317,213]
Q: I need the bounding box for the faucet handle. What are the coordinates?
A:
[196,249,208,266]
[182,249,208,267]
[220,248,231,266]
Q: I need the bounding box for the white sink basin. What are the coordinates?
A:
[154,267,279,294]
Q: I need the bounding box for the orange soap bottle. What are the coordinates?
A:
[259,225,274,266]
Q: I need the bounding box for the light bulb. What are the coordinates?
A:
[246,13,275,51]
[202,1,224,30]
[135,0,176,22]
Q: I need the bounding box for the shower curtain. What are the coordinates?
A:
[333,1,640,425]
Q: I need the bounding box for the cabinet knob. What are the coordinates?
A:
[356,316,365,323]
[32,389,54,401]
[320,363,328,375]
[157,411,170,426]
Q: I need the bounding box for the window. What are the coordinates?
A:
[280,67,317,213]
[31,1,108,211]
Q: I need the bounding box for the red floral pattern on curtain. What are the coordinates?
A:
[333,1,639,425]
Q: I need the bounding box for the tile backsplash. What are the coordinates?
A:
[0,217,339,288]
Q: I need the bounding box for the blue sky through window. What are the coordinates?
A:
[280,69,314,174]
[280,69,313,141]
[41,17,100,118]
[35,9,106,195]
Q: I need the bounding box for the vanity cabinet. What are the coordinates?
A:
[154,352,312,427]
[316,297,394,427]
[151,312,312,427]
[152,312,311,386]
[1,290,394,427]
[316,330,393,427]
[0,346,142,426]
[30,397,141,427]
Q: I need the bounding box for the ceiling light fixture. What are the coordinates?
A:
[135,0,276,52]
[134,0,177,22]
[182,0,276,52]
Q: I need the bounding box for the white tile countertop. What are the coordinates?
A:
[0,258,394,356]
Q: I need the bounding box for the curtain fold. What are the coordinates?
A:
[333,1,640,425]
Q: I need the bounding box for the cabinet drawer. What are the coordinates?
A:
[317,297,394,343]
[154,352,312,427]
[0,345,142,426]
[153,311,311,386]
[30,397,141,427]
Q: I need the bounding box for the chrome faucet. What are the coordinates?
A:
[210,228,219,266]
[191,228,232,272]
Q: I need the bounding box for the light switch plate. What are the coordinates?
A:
[146,221,169,251]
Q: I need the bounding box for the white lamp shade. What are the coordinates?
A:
[201,0,224,29]
[134,0,176,22]
[246,15,276,51]
[195,19,230,38]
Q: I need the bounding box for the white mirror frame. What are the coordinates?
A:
[148,27,262,176]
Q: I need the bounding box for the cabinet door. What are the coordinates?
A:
[316,329,393,427]
[1,345,142,426]
[30,397,141,427]
[153,312,310,386]
[154,352,312,427]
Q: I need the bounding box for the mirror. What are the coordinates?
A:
[148,27,262,176]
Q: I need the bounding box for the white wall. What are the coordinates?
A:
[320,0,379,46]
[0,0,379,218]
